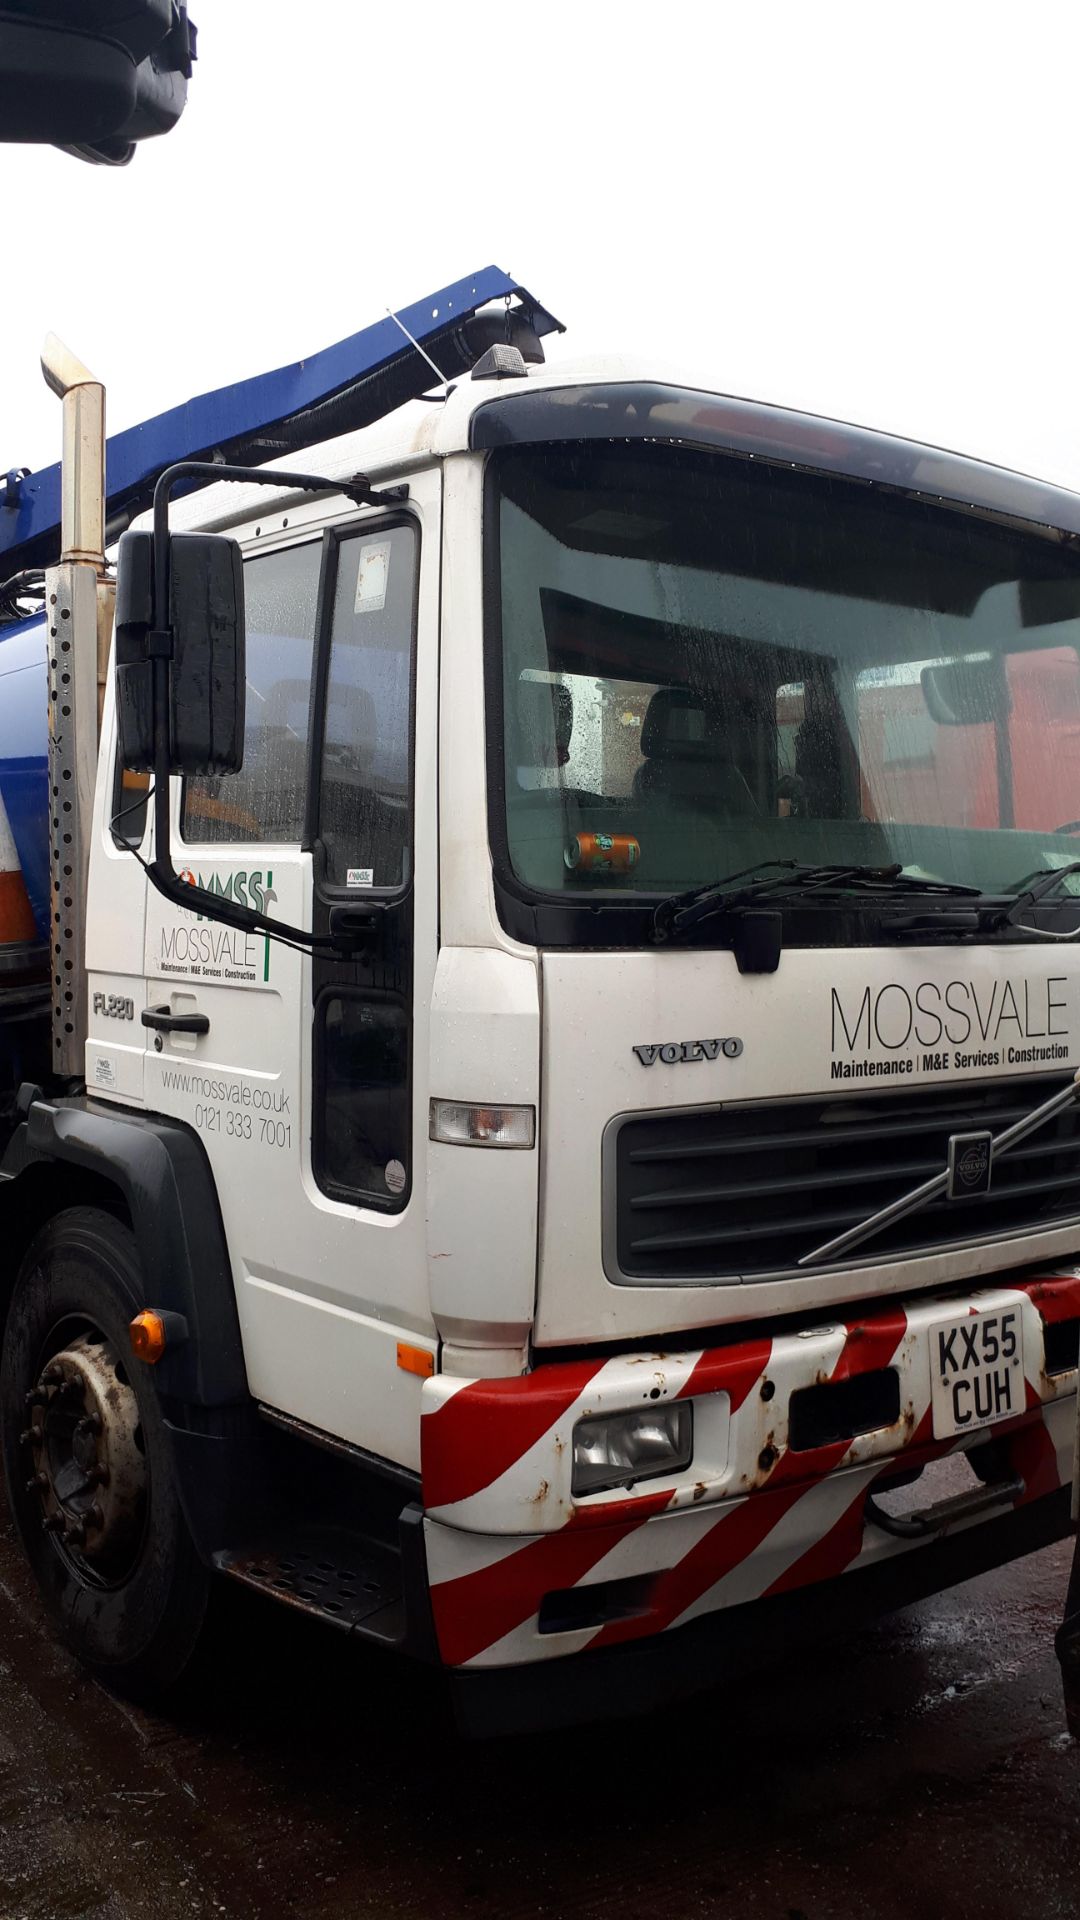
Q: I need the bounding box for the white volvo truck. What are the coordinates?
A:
[1,267,1079,1731]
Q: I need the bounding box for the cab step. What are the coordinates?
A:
[215,1527,404,1643]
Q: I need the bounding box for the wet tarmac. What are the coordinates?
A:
[0,1501,1077,1920]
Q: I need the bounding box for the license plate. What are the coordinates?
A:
[929,1306,1025,1441]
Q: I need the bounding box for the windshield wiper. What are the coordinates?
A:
[984,862,1080,940]
[652,861,982,945]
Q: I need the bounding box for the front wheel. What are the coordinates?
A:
[0,1206,210,1699]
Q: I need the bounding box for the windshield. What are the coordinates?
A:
[489,443,1080,926]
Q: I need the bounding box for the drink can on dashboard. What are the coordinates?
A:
[564,832,641,873]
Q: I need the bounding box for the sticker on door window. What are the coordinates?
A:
[384,1158,406,1195]
[346,867,374,889]
[354,540,392,615]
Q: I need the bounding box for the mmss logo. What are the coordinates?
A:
[178,869,275,915]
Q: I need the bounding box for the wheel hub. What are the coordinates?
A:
[20,1331,146,1571]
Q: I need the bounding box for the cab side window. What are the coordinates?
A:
[317,524,417,891]
[310,523,419,1212]
[182,541,322,844]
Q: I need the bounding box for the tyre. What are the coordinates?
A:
[0,1205,210,1699]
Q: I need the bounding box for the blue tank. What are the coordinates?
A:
[0,616,48,942]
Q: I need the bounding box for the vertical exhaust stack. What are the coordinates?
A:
[40,337,112,1081]
[40,335,105,569]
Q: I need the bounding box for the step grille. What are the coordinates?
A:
[217,1529,401,1636]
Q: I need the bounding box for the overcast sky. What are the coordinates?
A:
[3,2,1079,492]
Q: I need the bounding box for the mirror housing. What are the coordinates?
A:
[921,656,1011,728]
[0,3,195,166]
[115,527,245,775]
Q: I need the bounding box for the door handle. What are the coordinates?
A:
[141,1004,210,1036]
[327,904,383,950]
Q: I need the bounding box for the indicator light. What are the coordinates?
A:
[129,1311,168,1364]
[397,1342,435,1379]
[429,1100,535,1149]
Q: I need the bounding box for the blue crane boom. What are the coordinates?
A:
[0,266,560,575]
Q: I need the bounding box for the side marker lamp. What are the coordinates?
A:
[129,1308,188,1364]
[430,1100,535,1149]
[571,1402,693,1496]
[397,1341,435,1379]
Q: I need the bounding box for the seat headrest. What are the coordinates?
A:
[324,683,376,773]
[263,677,311,736]
[641,687,728,762]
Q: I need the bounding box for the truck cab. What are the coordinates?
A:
[4,300,1080,1728]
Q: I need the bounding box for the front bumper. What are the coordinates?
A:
[421,1272,1080,1671]
[449,1485,1072,1737]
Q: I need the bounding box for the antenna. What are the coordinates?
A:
[385,306,451,389]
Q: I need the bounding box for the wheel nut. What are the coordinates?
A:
[63,1521,85,1547]
[24,1473,48,1495]
[41,1514,63,1534]
[41,1364,62,1387]
[82,1465,108,1489]
[23,1389,45,1409]
[19,1428,40,1449]
[86,1503,104,1531]
[75,1414,102,1439]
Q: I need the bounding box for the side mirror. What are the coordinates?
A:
[0,4,195,167]
[921,656,1010,728]
[115,528,246,775]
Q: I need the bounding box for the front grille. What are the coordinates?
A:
[611,1073,1080,1282]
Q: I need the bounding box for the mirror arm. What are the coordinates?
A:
[150,460,407,617]
[147,755,354,955]
[146,459,399,956]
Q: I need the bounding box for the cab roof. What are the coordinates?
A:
[163,350,1080,550]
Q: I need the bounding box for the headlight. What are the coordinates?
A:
[571,1402,693,1496]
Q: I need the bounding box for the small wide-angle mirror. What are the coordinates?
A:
[1019,575,1080,629]
[115,527,246,776]
[921,654,1010,727]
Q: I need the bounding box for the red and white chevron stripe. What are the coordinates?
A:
[421,1272,1080,1669]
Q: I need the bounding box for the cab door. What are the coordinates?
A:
[143,473,440,1471]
